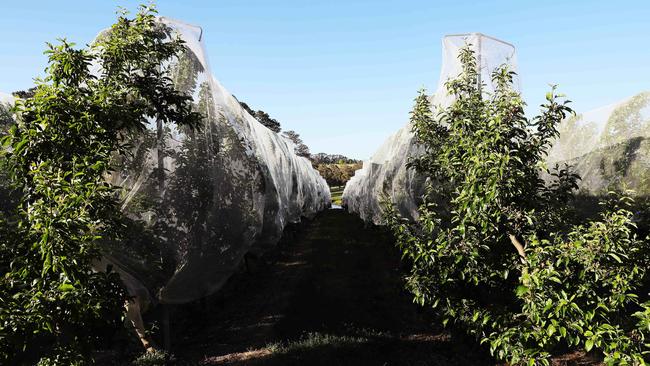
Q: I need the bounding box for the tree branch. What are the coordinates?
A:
[509,233,526,263]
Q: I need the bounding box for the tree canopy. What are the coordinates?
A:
[383,45,650,364]
[0,6,200,365]
[236,98,282,133]
[282,130,311,158]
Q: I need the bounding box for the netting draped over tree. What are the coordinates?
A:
[343,33,518,224]
[548,92,650,163]
[436,33,519,106]
[541,91,650,196]
[0,92,13,105]
[103,17,330,305]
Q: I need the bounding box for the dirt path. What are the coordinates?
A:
[172,208,492,365]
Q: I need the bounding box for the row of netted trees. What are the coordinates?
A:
[0,6,202,365]
[0,6,336,364]
[383,45,650,364]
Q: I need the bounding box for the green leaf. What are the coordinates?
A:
[546,91,553,101]
[515,285,529,296]
[608,253,623,263]
[58,283,75,292]
[547,324,555,336]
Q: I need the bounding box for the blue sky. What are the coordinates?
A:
[1,1,648,159]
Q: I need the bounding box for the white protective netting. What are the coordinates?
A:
[547,92,650,194]
[435,33,519,107]
[0,92,14,105]
[0,92,15,133]
[547,92,650,163]
[343,33,518,224]
[99,18,330,305]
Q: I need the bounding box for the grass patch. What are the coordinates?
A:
[265,331,370,355]
[132,350,169,366]
[253,328,482,366]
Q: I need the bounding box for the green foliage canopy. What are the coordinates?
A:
[0,5,200,365]
[383,46,650,364]
[316,163,361,187]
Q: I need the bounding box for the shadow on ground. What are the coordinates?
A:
[171,209,493,365]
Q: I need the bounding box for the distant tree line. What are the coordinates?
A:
[309,153,362,187]
[315,162,362,187]
[311,153,361,165]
